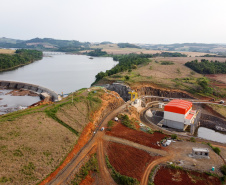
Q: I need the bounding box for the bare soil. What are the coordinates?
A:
[80,173,95,185]
[6,90,39,97]
[154,166,221,185]
[168,141,224,175]
[106,141,160,181]
[106,122,167,149]
[206,74,226,84]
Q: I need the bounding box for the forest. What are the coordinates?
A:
[94,53,150,82]
[117,43,140,49]
[185,59,226,74]
[0,49,43,71]
[153,52,187,57]
[87,49,107,56]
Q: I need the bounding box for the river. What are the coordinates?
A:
[0,53,117,114]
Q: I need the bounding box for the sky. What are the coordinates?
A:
[1,0,226,44]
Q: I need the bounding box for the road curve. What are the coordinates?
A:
[104,135,167,157]
[140,153,174,185]
[46,103,127,185]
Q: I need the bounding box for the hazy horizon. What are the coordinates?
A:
[1,0,226,44]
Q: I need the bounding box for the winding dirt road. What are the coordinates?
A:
[46,103,126,185]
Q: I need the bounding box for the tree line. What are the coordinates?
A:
[94,53,150,83]
[87,49,107,56]
[185,59,226,74]
[0,49,43,71]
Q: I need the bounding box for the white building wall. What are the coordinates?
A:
[164,111,185,123]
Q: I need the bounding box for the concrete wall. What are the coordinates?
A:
[163,119,184,130]
[0,80,59,102]
[164,111,185,123]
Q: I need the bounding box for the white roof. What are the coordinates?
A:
[192,148,209,152]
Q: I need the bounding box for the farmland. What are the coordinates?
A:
[154,165,221,185]
[0,48,15,54]
[90,44,211,57]
[106,142,159,181]
[106,122,167,149]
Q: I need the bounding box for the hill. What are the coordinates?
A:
[0,87,123,184]
[0,37,90,52]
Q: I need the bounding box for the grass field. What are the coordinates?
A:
[90,44,212,57]
[0,49,15,54]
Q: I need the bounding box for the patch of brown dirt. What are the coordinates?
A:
[80,173,95,185]
[106,142,159,181]
[206,74,226,84]
[6,89,39,96]
[154,166,221,185]
[106,122,167,149]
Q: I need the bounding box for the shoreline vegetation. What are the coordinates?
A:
[0,49,43,72]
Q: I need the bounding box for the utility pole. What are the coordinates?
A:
[72,93,73,103]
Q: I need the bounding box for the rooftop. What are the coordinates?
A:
[192,148,209,152]
[164,99,192,114]
[186,113,194,120]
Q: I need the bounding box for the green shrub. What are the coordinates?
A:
[160,61,174,65]
[125,75,130,80]
[221,165,226,175]
[213,147,221,155]
[190,137,196,142]
[171,134,178,139]
[20,162,36,176]
[108,120,114,128]
[13,149,23,157]
[207,143,221,155]
[147,129,154,134]
[119,114,136,130]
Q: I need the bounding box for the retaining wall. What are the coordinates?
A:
[0,80,59,101]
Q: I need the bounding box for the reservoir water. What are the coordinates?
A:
[197,127,226,143]
[0,53,117,94]
[0,53,117,114]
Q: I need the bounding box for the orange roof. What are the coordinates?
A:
[186,114,194,120]
[164,99,192,114]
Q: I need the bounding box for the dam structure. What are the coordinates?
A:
[0,80,60,102]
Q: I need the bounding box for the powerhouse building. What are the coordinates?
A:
[163,99,199,132]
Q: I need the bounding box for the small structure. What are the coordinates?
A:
[192,148,209,158]
[162,140,171,147]
[100,127,105,131]
[114,117,118,121]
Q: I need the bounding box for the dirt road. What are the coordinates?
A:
[96,139,116,185]
[140,152,174,185]
[104,135,167,156]
[46,103,127,185]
